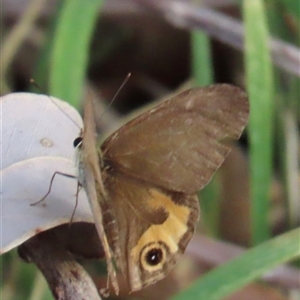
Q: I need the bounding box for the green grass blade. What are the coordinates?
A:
[191,30,220,235]
[243,0,274,245]
[172,228,300,300]
[263,0,300,228]
[191,30,214,86]
[32,3,63,93]
[49,0,104,108]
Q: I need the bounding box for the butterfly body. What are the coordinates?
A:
[77,84,249,294]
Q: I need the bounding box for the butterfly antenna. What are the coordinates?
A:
[30,78,81,130]
[99,73,131,119]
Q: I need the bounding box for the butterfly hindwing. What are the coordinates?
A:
[101,170,199,291]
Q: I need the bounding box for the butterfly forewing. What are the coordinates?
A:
[101,84,249,193]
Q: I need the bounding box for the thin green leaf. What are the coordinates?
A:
[264,0,300,228]
[198,176,221,237]
[32,3,63,93]
[243,0,275,245]
[191,30,220,236]
[172,228,300,300]
[191,30,214,86]
[49,0,104,108]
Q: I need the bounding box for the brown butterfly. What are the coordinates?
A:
[75,84,249,295]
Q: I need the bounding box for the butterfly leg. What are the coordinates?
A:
[69,181,82,224]
[30,171,76,206]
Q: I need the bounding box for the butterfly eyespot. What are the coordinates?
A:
[139,242,168,271]
[145,248,163,266]
[73,137,83,148]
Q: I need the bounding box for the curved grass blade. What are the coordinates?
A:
[172,228,300,300]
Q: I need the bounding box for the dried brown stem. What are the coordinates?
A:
[18,229,102,300]
[133,0,300,77]
[1,0,47,83]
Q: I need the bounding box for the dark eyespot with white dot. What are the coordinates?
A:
[145,248,163,266]
[73,137,83,148]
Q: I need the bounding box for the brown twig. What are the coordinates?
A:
[132,0,300,77]
[18,228,102,300]
[1,0,47,93]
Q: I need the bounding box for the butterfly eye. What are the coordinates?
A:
[145,248,163,266]
[73,137,83,148]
